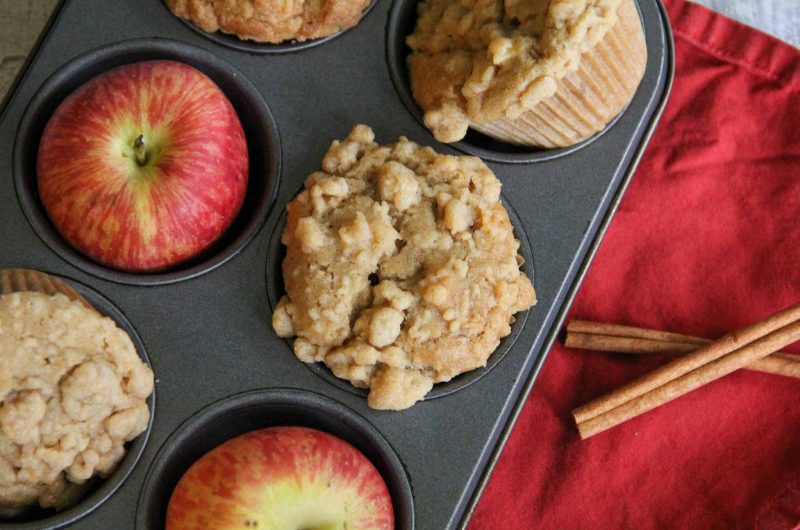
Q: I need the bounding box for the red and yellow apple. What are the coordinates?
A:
[37,60,248,272]
[165,426,394,530]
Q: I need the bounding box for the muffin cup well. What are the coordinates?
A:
[0,270,155,530]
[470,0,648,148]
[265,194,534,403]
[136,389,414,529]
[163,0,380,54]
[13,38,280,285]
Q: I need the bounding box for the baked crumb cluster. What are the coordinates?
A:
[408,0,621,142]
[0,293,154,515]
[273,125,536,410]
[166,0,372,43]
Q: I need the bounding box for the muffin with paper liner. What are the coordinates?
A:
[407,0,647,148]
[0,269,153,517]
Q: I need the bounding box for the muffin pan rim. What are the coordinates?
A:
[0,0,674,527]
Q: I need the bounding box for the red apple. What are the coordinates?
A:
[37,60,248,272]
[165,426,394,530]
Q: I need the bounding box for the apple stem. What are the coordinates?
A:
[133,134,149,166]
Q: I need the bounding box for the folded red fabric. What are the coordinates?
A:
[470,1,800,529]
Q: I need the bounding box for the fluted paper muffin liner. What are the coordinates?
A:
[472,0,648,148]
[0,268,92,309]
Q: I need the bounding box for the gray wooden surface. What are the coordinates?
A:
[0,0,60,101]
[0,0,799,101]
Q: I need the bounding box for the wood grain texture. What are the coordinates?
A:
[0,0,798,102]
[0,0,60,99]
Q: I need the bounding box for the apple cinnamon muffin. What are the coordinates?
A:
[0,270,154,516]
[407,0,647,147]
[166,0,373,43]
[272,125,536,410]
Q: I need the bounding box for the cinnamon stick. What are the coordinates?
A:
[572,301,800,439]
[564,324,800,378]
[565,331,701,354]
[750,353,800,378]
[567,320,707,345]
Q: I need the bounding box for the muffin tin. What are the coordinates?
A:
[0,0,673,528]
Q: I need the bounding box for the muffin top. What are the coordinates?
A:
[0,292,154,515]
[272,125,536,410]
[166,0,373,43]
[407,0,623,142]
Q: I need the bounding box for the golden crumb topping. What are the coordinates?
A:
[166,0,372,43]
[0,293,153,516]
[407,0,622,142]
[272,125,536,410]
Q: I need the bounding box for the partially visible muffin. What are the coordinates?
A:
[272,125,536,410]
[407,0,647,147]
[0,270,154,516]
[166,0,373,43]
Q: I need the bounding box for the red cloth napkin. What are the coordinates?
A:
[470,1,800,528]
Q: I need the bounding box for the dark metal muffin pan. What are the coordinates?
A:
[0,0,673,528]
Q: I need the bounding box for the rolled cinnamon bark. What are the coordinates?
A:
[567,320,707,345]
[748,353,800,378]
[573,303,800,439]
[575,319,800,439]
[564,327,800,378]
[565,331,701,354]
[572,301,800,426]
[0,268,90,308]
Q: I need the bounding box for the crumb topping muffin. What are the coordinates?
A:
[0,292,154,516]
[166,0,373,43]
[407,0,629,143]
[272,125,536,410]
